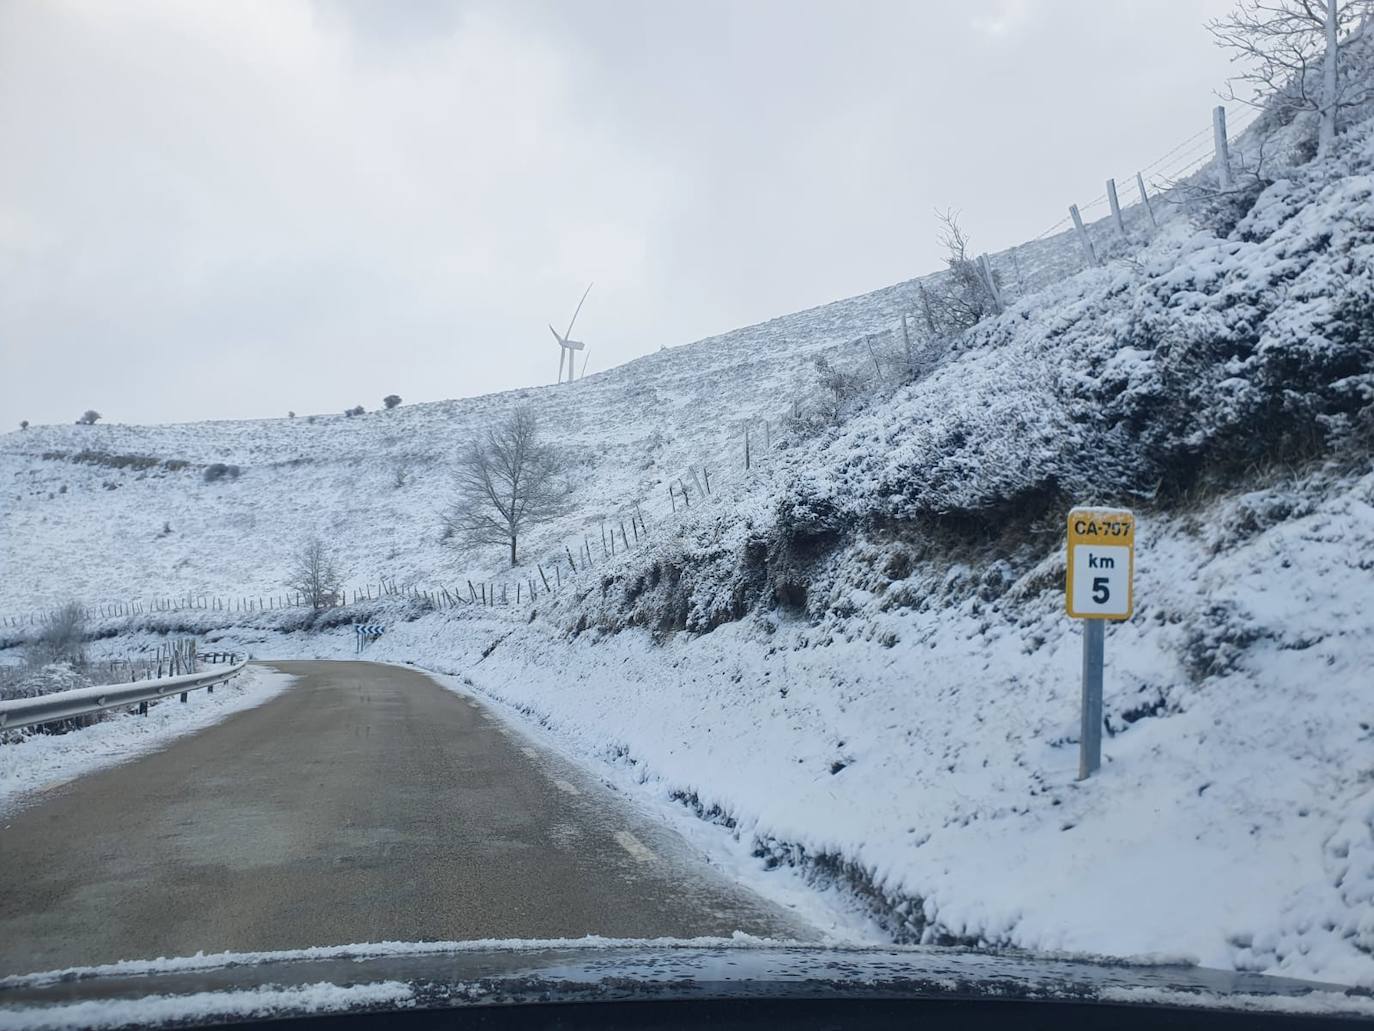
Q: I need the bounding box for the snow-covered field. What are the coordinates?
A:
[0,665,295,814]
[2,95,1372,989]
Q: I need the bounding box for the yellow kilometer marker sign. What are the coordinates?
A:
[1066,507,1135,781]
[1066,508,1135,620]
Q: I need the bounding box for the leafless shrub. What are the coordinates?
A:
[344,405,365,417]
[76,410,101,426]
[812,355,869,424]
[1163,132,1278,236]
[925,209,1000,334]
[383,394,402,410]
[19,420,28,431]
[26,602,86,670]
[441,408,567,566]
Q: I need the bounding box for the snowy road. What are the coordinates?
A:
[0,661,813,976]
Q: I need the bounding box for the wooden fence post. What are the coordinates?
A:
[1106,178,1128,238]
[1136,171,1157,227]
[1069,204,1098,266]
[1213,105,1232,189]
[977,254,1003,313]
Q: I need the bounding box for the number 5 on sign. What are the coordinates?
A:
[1066,508,1134,620]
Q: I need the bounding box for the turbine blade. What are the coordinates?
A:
[563,282,593,340]
[549,324,564,343]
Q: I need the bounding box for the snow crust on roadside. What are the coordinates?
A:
[0,981,413,1031]
[0,666,296,814]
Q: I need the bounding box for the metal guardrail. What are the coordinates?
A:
[0,662,248,732]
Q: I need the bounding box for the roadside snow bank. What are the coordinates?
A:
[131,467,1374,987]
[0,665,296,814]
[447,476,1374,988]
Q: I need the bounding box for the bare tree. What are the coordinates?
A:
[1210,0,1373,156]
[76,410,101,425]
[288,537,343,609]
[19,420,28,430]
[383,394,402,409]
[925,209,1000,333]
[442,408,566,566]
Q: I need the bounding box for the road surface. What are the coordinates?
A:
[0,660,813,975]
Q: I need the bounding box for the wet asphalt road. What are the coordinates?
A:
[0,660,812,975]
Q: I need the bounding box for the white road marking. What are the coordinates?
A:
[467,701,479,709]
[613,830,654,863]
[553,779,580,796]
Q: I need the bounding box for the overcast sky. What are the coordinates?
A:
[1,0,1240,428]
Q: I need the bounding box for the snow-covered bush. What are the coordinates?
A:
[24,602,86,670]
[0,661,90,702]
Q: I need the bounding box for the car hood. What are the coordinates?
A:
[1,937,1371,1027]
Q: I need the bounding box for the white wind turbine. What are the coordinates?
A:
[550,283,592,384]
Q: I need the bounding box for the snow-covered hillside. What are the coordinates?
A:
[3,86,1372,989]
[0,101,1256,617]
[0,274,929,613]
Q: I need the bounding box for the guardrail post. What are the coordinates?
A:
[180,691,188,703]
[139,701,147,716]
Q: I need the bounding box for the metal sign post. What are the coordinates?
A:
[1066,508,1135,780]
